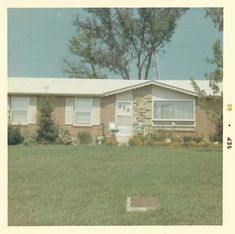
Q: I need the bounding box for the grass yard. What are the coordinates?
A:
[8,145,222,225]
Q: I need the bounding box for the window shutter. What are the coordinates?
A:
[28,96,37,124]
[92,98,100,125]
[65,97,74,124]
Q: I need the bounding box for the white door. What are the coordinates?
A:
[116,101,132,136]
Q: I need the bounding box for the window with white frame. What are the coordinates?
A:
[153,100,194,120]
[11,96,29,124]
[74,98,92,125]
[153,100,195,129]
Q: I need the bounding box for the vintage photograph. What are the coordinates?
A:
[7,8,223,225]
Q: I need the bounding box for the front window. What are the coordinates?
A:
[153,100,194,120]
[11,97,28,124]
[74,98,92,125]
[153,100,195,129]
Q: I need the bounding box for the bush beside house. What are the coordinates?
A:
[36,96,58,143]
[8,125,24,145]
[78,132,93,144]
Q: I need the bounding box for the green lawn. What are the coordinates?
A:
[8,145,222,225]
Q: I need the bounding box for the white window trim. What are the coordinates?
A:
[73,97,93,127]
[152,99,196,129]
[10,96,30,125]
[115,100,133,136]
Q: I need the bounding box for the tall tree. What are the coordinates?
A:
[63,8,187,79]
[205,8,223,31]
[191,8,223,142]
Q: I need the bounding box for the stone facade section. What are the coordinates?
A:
[133,86,152,135]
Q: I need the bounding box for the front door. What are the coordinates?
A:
[116,101,132,136]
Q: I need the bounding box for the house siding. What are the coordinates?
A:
[100,95,116,136]
[8,87,217,142]
[195,100,216,140]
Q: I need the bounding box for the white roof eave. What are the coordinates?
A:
[103,81,198,97]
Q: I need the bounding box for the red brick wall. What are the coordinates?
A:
[100,95,116,136]
[195,100,216,140]
[9,94,217,141]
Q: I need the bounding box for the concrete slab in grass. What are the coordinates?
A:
[126,196,160,212]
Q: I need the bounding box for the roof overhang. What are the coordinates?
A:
[103,80,198,97]
[8,92,103,97]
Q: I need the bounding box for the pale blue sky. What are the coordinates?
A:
[8,8,222,80]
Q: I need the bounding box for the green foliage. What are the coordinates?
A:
[181,134,204,146]
[149,129,168,141]
[23,137,36,146]
[36,96,58,143]
[128,136,143,145]
[205,40,223,95]
[104,136,118,145]
[129,133,207,147]
[8,125,24,145]
[191,39,223,142]
[78,131,93,144]
[56,129,74,145]
[191,8,223,142]
[129,135,160,146]
[64,8,187,80]
[205,8,223,31]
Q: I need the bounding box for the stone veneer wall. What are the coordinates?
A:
[132,86,152,135]
[132,88,216,141]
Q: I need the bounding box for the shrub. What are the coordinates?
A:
[128,136,156,146]
[8,125,24,145]
[36,96,58,143]
[181,134,204,146]
[56,129,73,145]
[78,132,93,144]
[128,136,143,145]
[104,136,118,145]
[153,140,168,146]
[23,137,36,146]
[191,134,204,143]
[143,138,155,145]
[150,130,168,141]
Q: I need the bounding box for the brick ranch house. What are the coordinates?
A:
[8,78,218,142]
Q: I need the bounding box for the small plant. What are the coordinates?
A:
[128,136,143,145]
[23,137,36,146]
[182,135,192,143]
[78,131,93,144]
[191,134,204,143]
[8,125,24,145]
[96,135,105,144]
[143,138,155,146]
[104,136,118,145]
[56,128,73,145]
[150,130,168,141]
[181,134,204,146]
